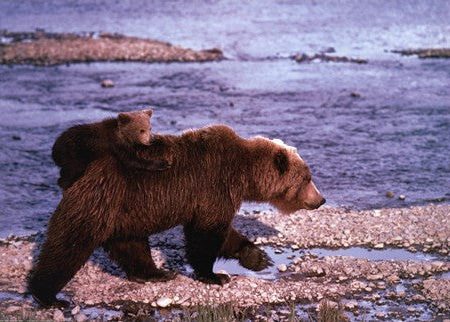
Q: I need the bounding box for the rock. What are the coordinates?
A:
[74,313,88,322]
[291,244,300,250]
[385,191,395,198]
[71,305,80,315]
[5,306,21,313]
[376,282,386,289]
[398,194,406,200]
[431,261,444,269]
[374,243,384,249]
[277,264,288,272]
[375,311,386,319]
[217,269,229,276]
[23,260,32,271]
[101,79,114,88]
[12,135,21,141]
[350,92,361,98]
[85,300,94,305]
[156,297,172,308]
[367,274,383,280]
[53,309,65,321]
[344,300,358,311]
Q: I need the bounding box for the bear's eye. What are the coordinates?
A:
[140,129,146,134]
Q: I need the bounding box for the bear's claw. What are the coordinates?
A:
[238,245,273,271]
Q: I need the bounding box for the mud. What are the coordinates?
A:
[0,31,223,66]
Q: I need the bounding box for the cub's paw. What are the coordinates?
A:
[197,273,231,286]
[238,245,273,271]
[128,270,177,283]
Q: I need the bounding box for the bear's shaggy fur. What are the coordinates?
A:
[52,109,171,190]
[29,125,325,306]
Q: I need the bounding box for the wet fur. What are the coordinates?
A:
[30,125,315,305]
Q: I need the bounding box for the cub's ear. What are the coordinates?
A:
[118,113,131,125]
[274,151,289,175]
[143,109,153,117]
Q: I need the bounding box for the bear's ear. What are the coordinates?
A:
[143,108,153,117]
[118,113,131,126]
[274,151,289,175]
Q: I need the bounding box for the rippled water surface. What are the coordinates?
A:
[0,1,449,237]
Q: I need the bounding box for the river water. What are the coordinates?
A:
[0,1,449,237]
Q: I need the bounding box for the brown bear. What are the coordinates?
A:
[29,125,325,307]
[52,109,171,190]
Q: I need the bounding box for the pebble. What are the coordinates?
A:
[5,306,21,313]
[277,264,287,272]
[53,309,65,321]
[74,313,88,322]
[399,194,406,200]
[367,273,383,280]
[71,305,80,315]
[101,79,114,88]
[385,191,395,198]
[375,311,386,319]
[156,297,172,308]
[344,300,358,311]
[374,243,384,249]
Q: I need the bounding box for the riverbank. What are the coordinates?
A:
[0,31,223,66]
[0,204,448,321]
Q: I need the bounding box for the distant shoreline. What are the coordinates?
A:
[0,31,223,66]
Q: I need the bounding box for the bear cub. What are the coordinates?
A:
[52,109,171,190]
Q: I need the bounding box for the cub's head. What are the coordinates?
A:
[249,137,325,213]
[117,109,153,146]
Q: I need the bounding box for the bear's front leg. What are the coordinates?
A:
[184,222,231,286]
[220,227,273,271]
[103,237,176,283]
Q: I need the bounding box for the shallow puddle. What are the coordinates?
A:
[0,291,25,302]
[310,247,442,262]
[81,307,123,320]
[214,246,447,280]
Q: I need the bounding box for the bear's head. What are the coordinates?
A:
[248,137,325,213]
[117,109,153,146]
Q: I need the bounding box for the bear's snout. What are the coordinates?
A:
[302,181,325,210]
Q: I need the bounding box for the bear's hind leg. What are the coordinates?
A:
[28,223,99,307]
[220,227,273,271]
[184,223,230,285]
[103,238,176,283]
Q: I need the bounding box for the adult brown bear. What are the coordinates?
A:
[29,125,325,306]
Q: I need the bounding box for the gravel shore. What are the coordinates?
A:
[0,31,223,66]
[0,204,448,320]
